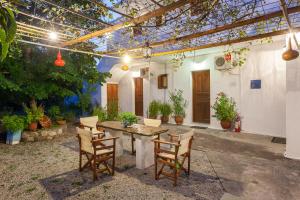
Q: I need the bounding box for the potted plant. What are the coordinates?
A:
[119,112,138,128]
[212,92,237,129]
[2,115,25,145]
[48,106,66,125]
[92,106,107,122]
[159,103,172,123]
[169,89,187,125]
[148,100,160,119]
[23,100,44,131]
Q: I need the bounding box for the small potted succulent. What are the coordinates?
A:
[212,92,237,130]
[119,112,138,128]
[23,100,44,131]
[48,106,66,125]
[159,102,172,123]
[148,100,160,119]
[169,89,187,125]
[2,115,25,145]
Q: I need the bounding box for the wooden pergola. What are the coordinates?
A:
[12,0,300,58]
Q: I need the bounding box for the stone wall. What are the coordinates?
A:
[22,125,68,142]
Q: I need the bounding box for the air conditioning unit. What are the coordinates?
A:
[215,56,232,71]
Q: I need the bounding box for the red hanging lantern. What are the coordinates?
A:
[54,50,65,67]
[224,53,232,62]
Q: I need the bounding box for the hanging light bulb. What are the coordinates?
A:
[54,50,65,67]
[122,54,131,64]
[143,41,152,59]
[49,32,58,41]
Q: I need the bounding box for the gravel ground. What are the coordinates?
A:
[0,131,224,200]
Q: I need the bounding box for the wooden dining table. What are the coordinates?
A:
[97,121,169,169]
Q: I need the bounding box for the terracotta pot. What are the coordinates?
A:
[161,116,169,124]
[174,116,184,125]
[220,120,232,129]
[56,120,66,125]
[28,122,38,131]
[39,115,52,128]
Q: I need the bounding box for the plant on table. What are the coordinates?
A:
[48,105,66,125]
[212,92,237,129]
[169,89,187,125]
[119,112,138,128]
[92,106,107,122]
[159,102,172,123]
[2,115,25,145]
[23,100,44,131]
[148,100,161,119]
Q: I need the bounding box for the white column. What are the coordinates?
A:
[285,58,300,160]
[135,135,154,169]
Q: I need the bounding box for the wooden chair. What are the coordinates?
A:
[79,116,105,139]
[76,127,118,181]
[131,118,162,155]
[153,129,194,186]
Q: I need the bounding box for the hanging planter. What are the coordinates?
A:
[54,50,65,67]
[282,36,299,61]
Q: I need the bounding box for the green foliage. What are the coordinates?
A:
[48,105,64,120]
[0,5,17,61]
[212,92,237,122]
[92,106,107,122]
[2,115,25,132]
[63,111,76,122]
[0,43,111,110]
[119,112,138,126]
[106,100,119,121]
[169,89,187,117]
[148,100,161,118]
[159,102,172,117]
[23,100,44,124]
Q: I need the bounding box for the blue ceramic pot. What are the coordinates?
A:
[6,130,22,145]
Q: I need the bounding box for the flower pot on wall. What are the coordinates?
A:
[28,122,38,131]
[6,130,22,145]
[56,120,66,125]
[220,120,232,130]
[161,116,169,124]
[174,116,184,125]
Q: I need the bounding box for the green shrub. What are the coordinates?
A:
[169,89,187,117]
[2,115,25,132]
[63,111,76,122]
[119,112,138,126]
[159,103,172,117]
[48,106,61,120]
[92,106,107,122]
[106,100,119,121]
[23,100,44,124]
[212,92,237,122]
[148,100,160,118]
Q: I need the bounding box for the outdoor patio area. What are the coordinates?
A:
[1,0,300,200]
[1,124,299,200]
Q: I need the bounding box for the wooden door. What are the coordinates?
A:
[134,78,143,116]
[107,83,118,106]
[192,70,210,123]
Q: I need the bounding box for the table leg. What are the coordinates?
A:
[106,129,123,157]
[135,135,154,169]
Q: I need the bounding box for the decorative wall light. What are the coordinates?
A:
[282,33,299,61]
[54,50,65,67]
[121,64,129,71]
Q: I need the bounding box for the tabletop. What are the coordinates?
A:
[97,121,169,136]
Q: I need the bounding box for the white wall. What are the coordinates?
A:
[117,40,287,137]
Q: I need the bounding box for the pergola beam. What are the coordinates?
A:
[106,5,300,55]
[136,27,300,58]
[62,0,191,47]
[279,0,299,48]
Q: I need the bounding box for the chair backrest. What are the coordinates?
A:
[77,127,93,153]
[80,116,98,130]
[178,129,194,155]
[144,118,161,127]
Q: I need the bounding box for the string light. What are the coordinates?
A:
[49,32,58,40]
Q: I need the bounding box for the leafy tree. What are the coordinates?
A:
[0,43,111,112]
